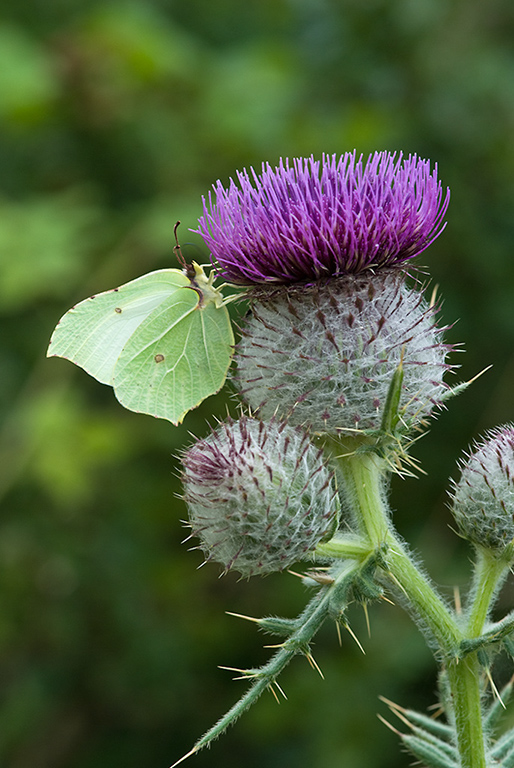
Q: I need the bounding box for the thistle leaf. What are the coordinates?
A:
[380,355,404,435]
[485,676,514,729]
[171,559,362,765]
[491,728,514,761]
[459,612,514,659]
[401,733,458,768]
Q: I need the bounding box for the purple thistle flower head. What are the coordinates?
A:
[194,151,450,285]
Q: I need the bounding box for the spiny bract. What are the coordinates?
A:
[182,417,340,576]
[234,272,452,435]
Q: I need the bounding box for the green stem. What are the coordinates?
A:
[327,440,490,768]
[446,656,486,768]
[439,547,512,768]
[333,447,462,652]
[444,548,512,768]
[383,540,462,649]
[339,447,389,543]
[467,547,510,637]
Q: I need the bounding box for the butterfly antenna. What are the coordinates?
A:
[173,221,187,268]
[174,221,195,279]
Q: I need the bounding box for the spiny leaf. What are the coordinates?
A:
[380,697,454,741]
[380,354,404,434]
[491,728,514,761]
[459,612,514,658]
[439,365,492,403]
[171,559,362,766]
[401,733,458,768]
[486,675,514,730]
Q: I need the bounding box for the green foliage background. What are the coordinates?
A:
[1,1,514,766]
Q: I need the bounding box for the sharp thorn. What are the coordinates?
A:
[363,603,371,638]
[388,707,416,731]
[304,570,335,585]
[287,569,306,579]
[344,623,366,655]
[379,695,405,713]
[487,669,506,708]
[377,713,403,736]
[453,585,462,615]
[268,684,281,704]
[380,594,395,606]
[466,364,493,386]
[274,680,288,700]
[386,570,409,598]
[226,611,261,624]
[429,284,439,309]
[335,620,342,647]
[170,746,198,768]
[305,652,325,679]
[218,665,257,678]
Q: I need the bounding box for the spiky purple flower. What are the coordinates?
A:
[194,152,450,285]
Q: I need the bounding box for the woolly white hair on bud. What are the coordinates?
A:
[451,425,514,553]
[234,272,452,434]
[182,418,340,577]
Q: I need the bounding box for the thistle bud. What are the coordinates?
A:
[182,417,340,576]
[450,426,514,554]
[234,272,451,435]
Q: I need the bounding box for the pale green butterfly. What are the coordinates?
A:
[47,261,235,425]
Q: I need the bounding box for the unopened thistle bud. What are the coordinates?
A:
[234,272,451,435]
[450,426,514,554]
[182,418,340,576]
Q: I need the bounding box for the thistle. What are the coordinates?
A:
[47,147,514,768]
[182,417,340,576]
[450,425,514,554]
[194,151,449,285]
[235,272,452,435]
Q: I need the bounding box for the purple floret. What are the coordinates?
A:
[193,151,450,285]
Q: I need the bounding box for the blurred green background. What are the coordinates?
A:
[1,1,514,766]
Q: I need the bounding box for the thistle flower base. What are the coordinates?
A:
[235,272,451,435]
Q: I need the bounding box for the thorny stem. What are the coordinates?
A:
[443,548,514,768]
[330,443,462,652]
[178,436,510,768]
[327,437,490,768]
[172,558,363,766]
